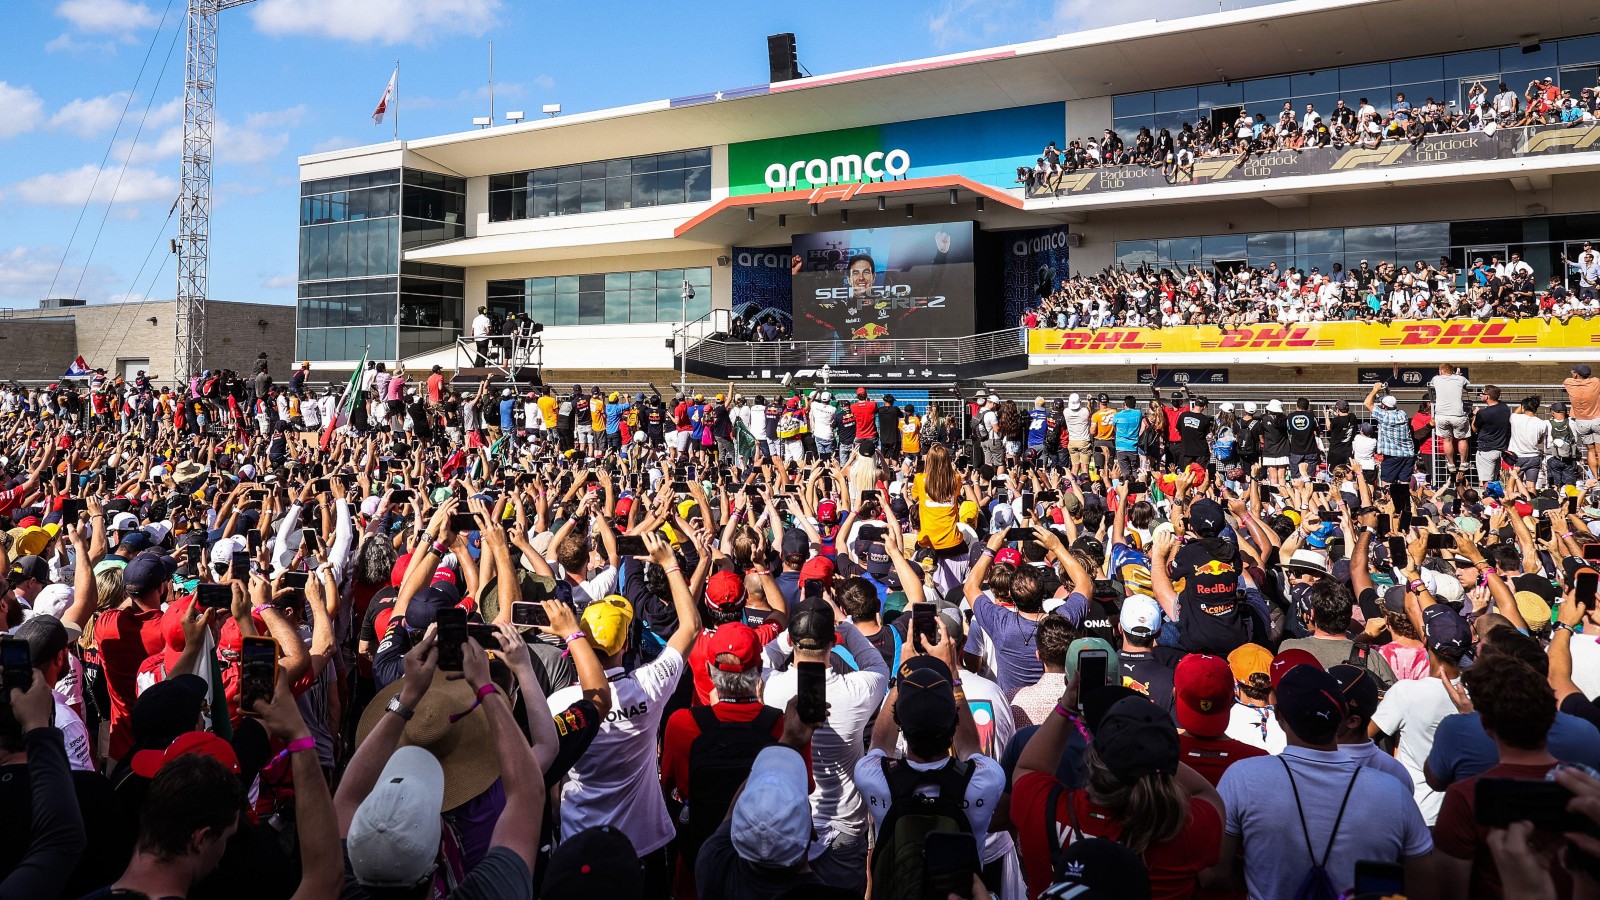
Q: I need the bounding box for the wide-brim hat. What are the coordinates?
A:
[357,669,501,811]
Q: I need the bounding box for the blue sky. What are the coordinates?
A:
[0,0,1269,310]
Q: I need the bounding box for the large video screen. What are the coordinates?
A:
[790,222,974,341]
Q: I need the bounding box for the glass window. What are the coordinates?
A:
[557,181,581,216]
[1247,231,1293,260]
[630,270,656,290]
[577,292,604,325]
[1296,228,1343,256]
[1561,35,1600,67]
[685,166,710,203]
[606,177,631,210]
[658,151,686,171]
[580,179,605,214]
[556,165,582,184]
[554,290,579,326]
[1201,234,1247,260]
[605,159,629,179]
[686,267,711,290]
[531,168,557,187]
[1503,43,1558,71]
[631,173,659,208]
[1154,87,1198,113]
[628,290,654,323]
[1112,92,1155,118]
[656,286,681,323]
[1243,76,1292,104]
[579,274,604,293]
[1395,222,1450,248]
[1163,236,1203,266]
[1390,55,1443,85]
[529,293,555,324]
[684,147,711,169]
[658,169,686,206]
[604,288,630,324]
[1116,240,1157,268]
[299,328,324,360]
[1339,63,1390,93]
[532,184,557,218]
[581,162,607,182]
[1502,68,1559,95]
[1445,48,1501,79]
[631,155,658,174]
[1197,82,1243,109]
[1344,225,1396,255]
[1291,69,1338,96]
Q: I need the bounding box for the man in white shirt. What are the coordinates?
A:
[1371,598,1470,825]
[548,534,699,892]
[1430,363,1472,476]
[809,392,838,459]
[14,615,94,771]
[1493,82,1518,120]
[1508,396,1551,480]
[764,604,889,895]
[470,305,493,366]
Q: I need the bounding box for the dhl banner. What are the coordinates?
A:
[1028,318,1600,366]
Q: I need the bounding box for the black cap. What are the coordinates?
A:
[1274,665,1347,742]
[8,555,51,586]
[13,614,69,664]
[1188,498,1226,538]
[129,674,209,752]
[541,826,642,899]
[1092,695,1179,779]
[1049,837,1152,900]
[895,656,958,734]
[1328,663,1378,721]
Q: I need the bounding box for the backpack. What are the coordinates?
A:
[1552,418,1578,460]
[1137,418,1160,453]
[970,412,989,441]
[869,757,976,900]
[1282,758,1361,900]
[1213,426,1237,463]
[684,705,781,862]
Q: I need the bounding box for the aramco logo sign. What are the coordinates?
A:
[764,149,912,191]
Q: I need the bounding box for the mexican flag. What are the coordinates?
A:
[320,349,368,450]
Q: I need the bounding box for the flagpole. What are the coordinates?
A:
[394,61,400,142]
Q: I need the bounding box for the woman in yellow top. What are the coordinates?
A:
[912,443,971,593]
[901,404,921,457]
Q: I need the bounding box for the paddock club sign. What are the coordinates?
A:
[1027,122,1600,197]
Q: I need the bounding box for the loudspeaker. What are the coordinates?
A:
[768,33,799,83]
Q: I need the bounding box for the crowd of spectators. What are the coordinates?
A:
[1023,243,1600,329]
[8,363,1600,900]
[1020,79,1600,192]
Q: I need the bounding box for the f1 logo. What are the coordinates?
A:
[807,183,866,205]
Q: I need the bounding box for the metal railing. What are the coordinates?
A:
[684,327,1027,370]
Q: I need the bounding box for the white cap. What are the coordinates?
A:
[1243,401,1258,414]
[348,747,446,887]
[209,535,248,567]
[30,584,75,621]
[361,495,383,517]
[1382,394,1398,408]
[988,393,1000,403]
[501,388,512,397]
[1219,402,1235,413]
[1266,399,1283,413]
[142,522,171,546]
[1119,594,1164,637]
[111,512,140,532]
[1068,393,1082,409]
[731,746,812,866]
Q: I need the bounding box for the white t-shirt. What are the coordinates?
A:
[471,314,492,337]
[809,402,837,441]
[855,748,1006,840]
[1063,406,1092,442]
[52,688,94,772]
[1430,373,1470,418]
[1371,675,1459,824]
[1570,634,1600,699]
[1219,747,1433,900]
[763,623,890,842]
[549,650,686,855]
[1353,433,1378,470]
[1509,412,1549,457]
[1226,701,1286,754]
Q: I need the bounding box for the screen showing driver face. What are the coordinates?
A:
[789,222,974,341]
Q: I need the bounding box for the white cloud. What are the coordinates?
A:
[45,32,118,53]
[48,91,131,139]
[0,82,47,139]
[118,100,297,167]
[260,274,296,289]
[246,105,307,130]
[56,0,160,33]
[311,135,362,153]
[249,0,501,44]
[929,0,1042,50]
[7,164,178,207]
[0,246,121,307]
[532,74,555,91]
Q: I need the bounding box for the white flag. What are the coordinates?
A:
[372,68,397,125]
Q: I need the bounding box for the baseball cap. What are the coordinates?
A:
[1227,643,1273,684]
[1382,394,1398,408]
[895,656,959,734]
[111,511,141,532]
[580,594,633,657]
[13,614,69,665]
[994,547,1023,567]
[1328,663,1379,721]
[1575,364,1592,378]
[856,387,868,397]
[1270,648,1323,689]
[8,555,51,586]
[1174,654,1234,737]
[731,746,812,866]
[348,746,446,888]
[1422,604,1470,657]
[122,551,176,596]
[704,622,762,673]
[1093,695,1179,779]
[816,498,839,523]
[1274,664,1347,742]
[129,674,209,751]
[1187,499,1226,538]
[130,730,240,779]
[799,555,835,586]
[781,528,810,560]
[1118,595,1163,638]
[541,826,641,899]
[1046,837,1151,900]
[705,569,746,609]
[1064,637,1118,683]
[208,534,247,568]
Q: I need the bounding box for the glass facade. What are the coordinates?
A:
[1111,33,1600,139]
[487,148,712,222]
[1114,212,1600,286]
[487,266,712,327]
[297,169,466,361]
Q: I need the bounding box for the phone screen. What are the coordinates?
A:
[239,637,277,716]
[1428,533,1456,551]
[614,535,648,557]
[466,623,502,651]
[511,601,549,628]
[1475,778,1585,831]
[1078,649,1110,690]
[247,529,262,553]
[1577,569,1598,610]
[1375,513,1391,535]
[449,512,479,534]
[1387,536,1407,562]
[231,551,250,580]
[60,498,85,522]
[1584,544,1600,563]
[1,639,33,694]
[435,608,467,672]
[195,583,232,610]
[911,601,938,651]
[796,661,827,725]
[1004,527,1035,542]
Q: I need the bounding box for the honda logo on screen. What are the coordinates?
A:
[764,149,912,190]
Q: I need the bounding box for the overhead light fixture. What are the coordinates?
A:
[905,204,914,219]
[778,214,786,227]
[976,197,985,213]
[472,116,491,127]
[949,189,958,205]
[810,203,818,216]
[747,208,755,222]
[505,110,525,122]
[877,197,886,212]
[841,209,849,223]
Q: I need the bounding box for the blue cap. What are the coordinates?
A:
[1423,605,1471,658]
[123,551,177,596]
[403,586,455,631]
[119,532,154,555]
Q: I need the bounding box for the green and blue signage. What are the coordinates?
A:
[726,102,1064,195]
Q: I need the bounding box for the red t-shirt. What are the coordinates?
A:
[674,402,691,432]
[1178,732,1267,787]
[660,701,791,802]
[686,620,784,706]
[1164,405,1187,442]
[1012,771,1222,900]
[850,401,879,439]
[426,373,445,404]
[1435,760,1567,899]
[96,604,168,762]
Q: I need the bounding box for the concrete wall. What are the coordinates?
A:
[3,300,295,382]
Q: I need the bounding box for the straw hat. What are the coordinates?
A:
[356,669,501,811]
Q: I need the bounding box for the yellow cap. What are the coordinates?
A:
[715,393,725,401]
[608,391,620,402]
[958,500,979,524]
[677,498,700,520]
[1228,644,1273,682]
[15,527,49,557]
[580,594,634,656]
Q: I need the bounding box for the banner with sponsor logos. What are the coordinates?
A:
[1002,225,1072,326]
[1027,123,1600,198]
[727,103,1063,196]
[1029,318,1600,365]
[730,246,793,327]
